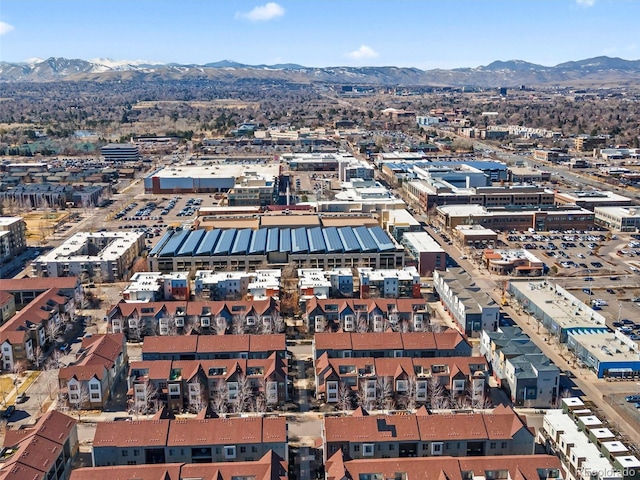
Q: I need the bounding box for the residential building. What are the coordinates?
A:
[194,269,281,301]
[315,354,487,405]
[141,333,286,361]
[322,405,534,463]
[433,268,500,337]
[482,248,544,275]
[0,216,26,263]
[121,272,164,302]
[325,451,562,480]
[107,299,281,340]
[0,291,16,326]
[481,327,560,408]
[298,268,332,301]
[228,172,277,207]
[128,353,289,412]
[58,334,128,409]
[0,288,75,370]
[31,231,145,282]
[0,411,78,480]
[70,451,287,480]
[313,330,472,360]
[0,276,82,308]
[305,297,430,334]
[92,415,287,466]
[401,232,446,276]
[356,266,421,299]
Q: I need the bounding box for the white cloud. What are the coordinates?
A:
[0,21,15,36]
[346,45,379,60]
[237,2,285,22]
[575,0,595,7]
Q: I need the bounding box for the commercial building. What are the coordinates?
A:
[100,143,141,162]
[482,248,544,276]
[595,206,640,232]
[92,415,287,466]
[31,231,144,282]
[379,209,422,241]
[401,231,446,276]
[454,225,498,248]
[508,166,552,183]
[433,268,500,337]
[507,280,608,343]
[143,163,280,195]
[436,204,594,231]
[322,405,533,463]
[554,190,633,210]
[148,226,405,273]
[567,330,640,379]
[0,216,26,263]
[0,411,78,480]
[481,326,560,408]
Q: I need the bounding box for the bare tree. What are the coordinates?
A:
[188,377,206,413]
[45,350,63,370]
[68,384,91,421]
[356,379,377,411]
[356,314,369,333]
[377,376,395,412]
[336,382,353,412]
[210,382,228,416]
[45,320,64,346]
[232,374,252,413]
[11,361,26,390]
[232,314,246,335]
[213,316,228,335]
[272,315,286,334]
[260,317,274,335]
[428,375,449,409]
[130,378,158,418]
[401,376,418,411]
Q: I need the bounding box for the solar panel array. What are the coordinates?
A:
[153,226,396,257]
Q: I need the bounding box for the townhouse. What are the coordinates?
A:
[107,298,281,339]
[0,410,78,480]
[0,276,82,309]
[325,451,562,480]
[322,405,534,463]
[305,297,430,334]
[92,413,288,466]
[128,353,289,413]
[71,451,287,480]
[141,333,286,361]
[58,334,128,409]
[0,288,75,371]
[481,327,560,408]
[313,330,472,360]
[315,354,487,406]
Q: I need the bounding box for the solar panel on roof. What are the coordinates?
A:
[266,228,280,253]
[177,229,206,256]
[338,227,360,252]
[307,227,326,253]
[291,227,309,254]
[279,228,291,253]
[249,228,268,255]
[159,229,190,257]
[149,231,174,256]
[214,229,236,255]
[231,229,252,255]
[368,226,395,251]
[195,229,221,256]
[322,227,343,253]
[353,226,377,252]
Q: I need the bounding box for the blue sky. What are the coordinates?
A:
[1,0,638,68]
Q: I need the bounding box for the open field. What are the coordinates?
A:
[22,210,71,245]
[133,100,258,110]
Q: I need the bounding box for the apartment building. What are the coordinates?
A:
[481,327,560,408]
[71,451,287,480]
[92,414,287,466]
[58,334,128,409]
[305,297,429,334]
[315,354,487,405]
[313,330,472,360]
[194,269,281,301]
[322,405,534,463]
[0,411,78,480]
[128,353,289,413]
[141,333,286,361]
[0,216,26,263]
[0,276,82,308]
[433,268,500,337]
[107,298,281,340]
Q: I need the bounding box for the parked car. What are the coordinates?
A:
[626,395,640,402]
[2,405,15,418]
[16,393,28,404]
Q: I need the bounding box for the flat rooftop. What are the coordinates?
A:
[559,190,632,203]
[569,331,640,364]
[455,225,497,237]
[35,231,144,262]
[595,206,640,218]
[150,163,280,179]
[402,231,445,253]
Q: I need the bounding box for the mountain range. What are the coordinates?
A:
[1,56,640,87]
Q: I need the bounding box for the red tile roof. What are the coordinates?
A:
[93,420,170,447]
[0,277,80,292]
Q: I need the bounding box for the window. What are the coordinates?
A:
[396,380,408,392]
[501,442,507,449]
[389,444,395,451]
[431,442,443,456]
[490,442,497,449]
[240,446,246,453]
[90,383,99,390]
[169,384,180,397]
[363,443,374,457]
[121,450,128,457]
[91,393,100,400]
[224,445,236,459]
[133,449,140,456]
[354,445,360,452]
